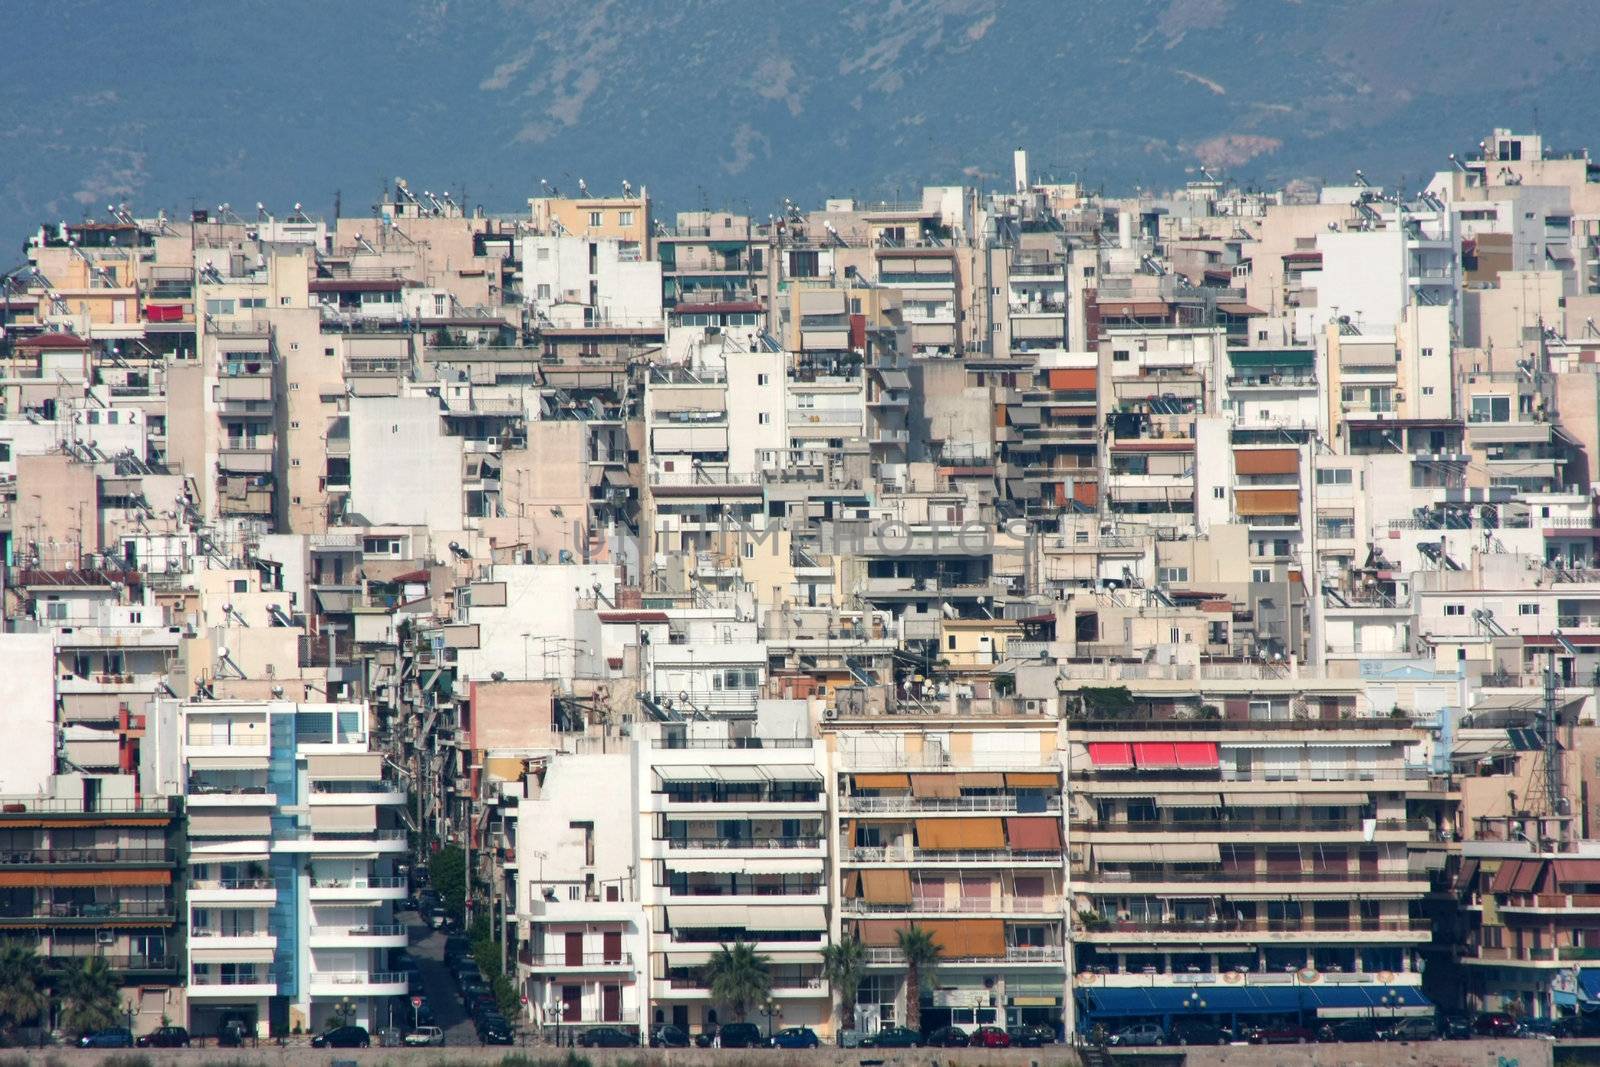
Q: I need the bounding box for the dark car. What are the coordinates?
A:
[926,1025,970,1047]
[1381,1016,1440,1042]
[578,1026,636,1048]
[970,1025,1011,1048]
[1474,1012,1519,1038]
[444,935,471,963]
[79,1028,134,1048]
[464,992,499,1018]
[868,1026,924,1048]
[1318,1018,1379,1043]
[215,1020,250,1047]
[136,1026,191,1048]
[1006,1024,1053,1047]
[694,1024,718,1048]
[1555,1013,1600,1038]
[477,1016,514,1046]
[1172,1019,1231,1046]
[718,1022,767,1048]
[771,1026,820,1049]
[651,1024,691,1048]
[1244,1021,1315,1044]
[311,1025,371,1049]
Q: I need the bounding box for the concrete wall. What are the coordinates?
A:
[14,452,99,564]
[348,395,463,528]
[0,632,57,796]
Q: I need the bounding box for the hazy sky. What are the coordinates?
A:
[3,0,1594,259]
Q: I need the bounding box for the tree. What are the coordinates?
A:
[0,942,47,1039]
[430,844,467,917]
[703,941,771,1023]
[821,935,866,1036]
[895,925,941,1033]
[57,957,120,1036]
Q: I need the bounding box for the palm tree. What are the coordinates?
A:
[895,925,941,1033]
[702,941,771,1023]
[57,956,120,1036]
[821,935,866,1036]
[0,942,47,1039]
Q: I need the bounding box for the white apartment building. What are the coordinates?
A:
[180,700,407,1038]
[521,233,662,329]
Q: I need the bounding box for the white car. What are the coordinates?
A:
[403,1026,445,1047]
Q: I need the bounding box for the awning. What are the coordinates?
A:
[668,905,749,928]
[1227,792,1300,807]
[749,905,827,931]
[911,775,961,798]
[1155,794,1221,809]
[1235,488,1300,515]
[1006,772,1061,788]
[713,766,768,783]
[655,765,715,784]
[1233,448,1299,475]
[186,756,269,771]
[876,369,912,390]
[191,946,275,964]
[918,918,1006,958]
[189,813,272,837]
[666,951,715,968]
[309,806,377,832]
[861,870,913,905]
[958,772,1006,790]
[1457,859,1480,897]
[854,773,910,791]
[306,753,383,780]
[1078,985,1433,1019]
[1086,743,1134,770]
[1580,970,1600,1002]
[916,818,1005,850]
[762,765,822,783]
[1132,742,1180,770]
[1174,742,1219,769]
[856,919,910,946]
[1489,861,1525,894]
[1156,843,1222,863]
[1514,861,1544,893]
[1094,844,1154,863]
[1303,792,1367,806]
[1555,860,1600,887]
[667,857,814,874]
[1004,817,1063,851]
[1049,368,1097,392]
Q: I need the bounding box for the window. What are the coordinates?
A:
[757,412,770,425]
[1213,487,1225,499]
[1470,395,1511,423]
[588,211,602,227]
[0,443,9,462]
[324,347,335,357]
[1422,386,1434,396]
[1315,468,1353,486]
[537,284,551,301]
[618,210,634,226]
[536,247,550,261]
[233,580,248,594]
[1421,347,1434,357]
[1518,603,1539,616]
[1113,349,1129,362]
[1251,568,1271,583]
[756,374,768,386]
[1444,604,1465,616]
[204,298,235,316]
[1158,566,1189,583]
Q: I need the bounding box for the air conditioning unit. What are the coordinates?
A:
[96,930,115,945]
[823,706,839,720]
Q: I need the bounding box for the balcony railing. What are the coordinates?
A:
[191,878,275,892]
[843,898,1062,915]
[0,847,175,865]
[1073,818,1430,835]
[840,795,1061,814]
[307,876,407,890]
[312,970,409,987]
[3,900,176,920]
[1077,868,1422,886]
[651,737,813,750]
[48,954,177,973]
[845,847,1060,864]
[308,924,407,938]
[191,969,277,986]
[863,945,1063,965]
[518,950,635,968]
[1076,918,1421,936]
[665,837,822,851]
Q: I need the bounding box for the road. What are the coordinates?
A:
[404,910,479,1048]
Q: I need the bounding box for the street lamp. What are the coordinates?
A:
[1182,990,1207,1015]
[1379,989,1400,1034]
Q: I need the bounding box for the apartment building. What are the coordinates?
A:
[178,700,406,1038]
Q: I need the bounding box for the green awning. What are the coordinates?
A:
[1229,348,1314,369]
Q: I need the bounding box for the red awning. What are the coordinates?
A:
[1512,861,1543,893]
[1554,860,1600,887]
[1086,742,1133,770]
[144,304,185,322]
[1174,742,1219,769]
[1004,817,1063,852]
[1489,861,1523,894]
[1132,742,1179,771]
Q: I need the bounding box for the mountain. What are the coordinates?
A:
[2,0,1596,257]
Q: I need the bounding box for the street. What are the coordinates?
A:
[405,911,479,1047]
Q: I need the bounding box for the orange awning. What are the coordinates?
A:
[854,774,910,791]
[1235,489,1300,515]
[1005,817,1063,851]
[861,869,913,905]
[1005,772,1061,788]
[0,869,170,888]
[1233,448,1299,475]
[916,818,1005,850]
[856,919,910,946]
[910,775,960,799]
[917,919,1007,958]
[1048,368,1096,392]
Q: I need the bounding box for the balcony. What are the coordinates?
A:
[0,899,177,925]
[189,878,277,905]
[275,828,408,854]
[1072,817,1431,837]
[518,949,636,973]
[839,794,1062,814]
[306,876,408,901]
[844,847,1060,866]
[307,970,409,997]
[189,929,277,953]
[308,781,407,806]
[664,836,823,852]
[307,923,410,948]
[863,945,1063,966]
[189,969,278,997]
[842,897,1063,916]
[0,847,175,867]
[1074,917,1427,943]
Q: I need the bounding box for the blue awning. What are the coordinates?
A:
[1579,969,1600,1002]
[1306,986,1432,1013]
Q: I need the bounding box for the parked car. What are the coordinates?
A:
[717,1022,767,1048]
[1243,1021,1315,1044]
[866,1026,923,1048]
[1172,1019,1232,1046]
[311,1025,371,1049]
[771,1026,820,1049]
[1318,1018,1380,1043]
[1006,1024,1052,1047]
[476,1016,514,1046]
[136,1026,190,1048]
[650,1024,690,1048]
[970,1025,1012,1048]
[837,1028,867,1048]
[215,1020,249,1047]
[1439,1013,1474,1040]
[578,1026,636,1048]
[444,935,470,963]
[1554,1013,1600,1038]
[693,1024,718,1048]
[1474,1012,1519,1038]
[1519,1017,1558,1040]
[426,905,451,929]
[1107,1022,1165,1047]
[79,1029,134,1048]
[403,1026,446,1046]
[1381,1016,1439,1041]
[926,1025,970,1047]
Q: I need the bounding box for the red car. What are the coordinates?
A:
[1245,1022,1315,1045]
[971,1026,1012,1048]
